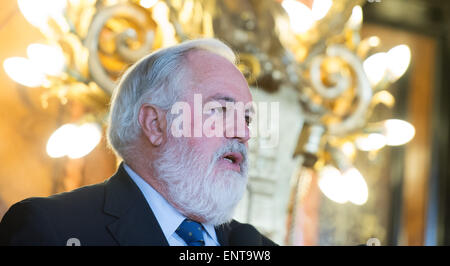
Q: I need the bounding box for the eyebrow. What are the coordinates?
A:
[206,93,255,114]
[206,93,236,103]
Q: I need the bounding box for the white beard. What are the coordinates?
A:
[152,137,248,226]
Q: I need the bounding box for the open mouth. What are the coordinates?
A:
[221,152,244,169]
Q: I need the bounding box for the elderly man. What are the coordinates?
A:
[0,38,276,246]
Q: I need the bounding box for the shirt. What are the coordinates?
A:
[123,163,220,246]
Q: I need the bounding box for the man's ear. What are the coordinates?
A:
[138,103,167,146]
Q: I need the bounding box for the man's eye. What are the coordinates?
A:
[213,106,227,114]
[206,106,225,115]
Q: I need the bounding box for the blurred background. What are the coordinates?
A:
[0,0,448,246]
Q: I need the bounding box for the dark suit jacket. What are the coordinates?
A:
[0,164,277,246]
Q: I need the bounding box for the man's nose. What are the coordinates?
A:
[225,120,250,144]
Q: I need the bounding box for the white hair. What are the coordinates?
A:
[107,38,236,159]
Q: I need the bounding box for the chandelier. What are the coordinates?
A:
[3,0,415,243]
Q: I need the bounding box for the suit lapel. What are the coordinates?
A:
[215,220,245,246]
[215,222,233,246]
[103,164,168,246]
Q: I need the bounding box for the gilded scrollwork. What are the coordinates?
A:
[306,45,372,136]
[85,3,161,93]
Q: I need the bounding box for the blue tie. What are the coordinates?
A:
[176,219,205,246]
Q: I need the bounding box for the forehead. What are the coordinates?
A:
[183,50,252,103]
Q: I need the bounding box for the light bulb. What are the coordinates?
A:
[46,124,78,158]
[383,119,415,146]
[140,0,158,8]
[312,0,333,21]
[318,165,348,204]
[348,5,363,28]
[46,123,102,159]
[319,165,369,205]
[363,52,388,86]
[355,133,387,151]
[27,43,65,76]
[342,168,368,205]
[282,0,314,34]
[386,44,411,81]
[18,0,67,29]
[67,123,102,159]
[3,57,46,87]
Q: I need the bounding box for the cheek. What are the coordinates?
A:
[186,136,222,155]
[203,120,220,136]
